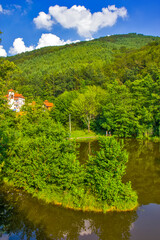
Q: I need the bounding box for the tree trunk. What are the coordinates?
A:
[88,120,90,133]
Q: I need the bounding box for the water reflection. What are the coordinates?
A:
[0,189,46,239]
[0,139,160,240]
[122,139,160,205]
[78,140,99,164]
[0,184,137,240]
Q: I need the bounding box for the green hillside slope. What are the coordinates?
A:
[7,33,160,98]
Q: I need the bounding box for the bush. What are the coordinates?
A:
[3,105,84,193]
[85,137,138,207]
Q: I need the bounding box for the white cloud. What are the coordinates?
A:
[0,4,11,15]
[0,45,7,57]
[33,12,54,30]
[34,4,127,37]
[36,33,79,49]
[8,35,80,55]
[9,38,34,55]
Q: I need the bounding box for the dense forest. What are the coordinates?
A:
[3,33,159,137]
[8,33,160,99]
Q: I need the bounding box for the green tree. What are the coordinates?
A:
[0,59,21,93]
[85,137,138,209]
[71,86,106,132]
[100,84,139,137]
[0,59,21,174]
[128,74,160,136]
[0,88,17,180]
[3,105,84,194]
[50,90,78,125]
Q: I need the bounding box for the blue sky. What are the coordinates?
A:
[0,0,160,56]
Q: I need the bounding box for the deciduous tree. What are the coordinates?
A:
[71,86,106,132]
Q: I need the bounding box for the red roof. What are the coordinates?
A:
[5,90,25,99]
[44,100,54,108]
[14,93,25,98]
[8,89,14,92]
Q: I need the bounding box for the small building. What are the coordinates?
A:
[5,89,25,112]
[43,100,54,110]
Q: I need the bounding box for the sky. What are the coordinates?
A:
[0,0,160,57]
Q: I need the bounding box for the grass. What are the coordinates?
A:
[70,130,160,142]
[69,129,99,140]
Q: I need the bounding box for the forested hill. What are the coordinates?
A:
[1,33,160,137]
[7,33,160,98]
[8,33,159,65]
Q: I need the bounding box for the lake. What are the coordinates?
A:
[0,139,160,240]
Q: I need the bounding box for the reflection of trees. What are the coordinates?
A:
[122,139,160,205]
[90,211,137,240]
[0,188,49,240]
[0,184,137,240]
[78,140,99,164]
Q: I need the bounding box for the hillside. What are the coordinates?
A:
[7,33,160,98]
[9,33,159,64]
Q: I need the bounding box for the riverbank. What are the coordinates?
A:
[69,136,98,141]
[69,130,102,141]
[2,180,138,213]
[70,130,160,142]
[70,130,98,138]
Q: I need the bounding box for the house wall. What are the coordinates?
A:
[8,91,25,112]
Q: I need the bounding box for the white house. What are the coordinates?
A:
[5,89,25,112]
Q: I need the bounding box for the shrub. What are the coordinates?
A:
[85,136,138,207]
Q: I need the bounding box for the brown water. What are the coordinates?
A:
[0,139,160,240]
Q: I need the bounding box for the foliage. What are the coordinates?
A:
[0,59,21,94]
[0,61,19,179]
[1,105,137,211]
[7,33,160,98]
[71,86,106,132]
[85,137,138,208]
[101,42,160,136]
[3,105,83,193]
[49,90,78,126]
[99,84,140,137]
[85,137,137,210]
